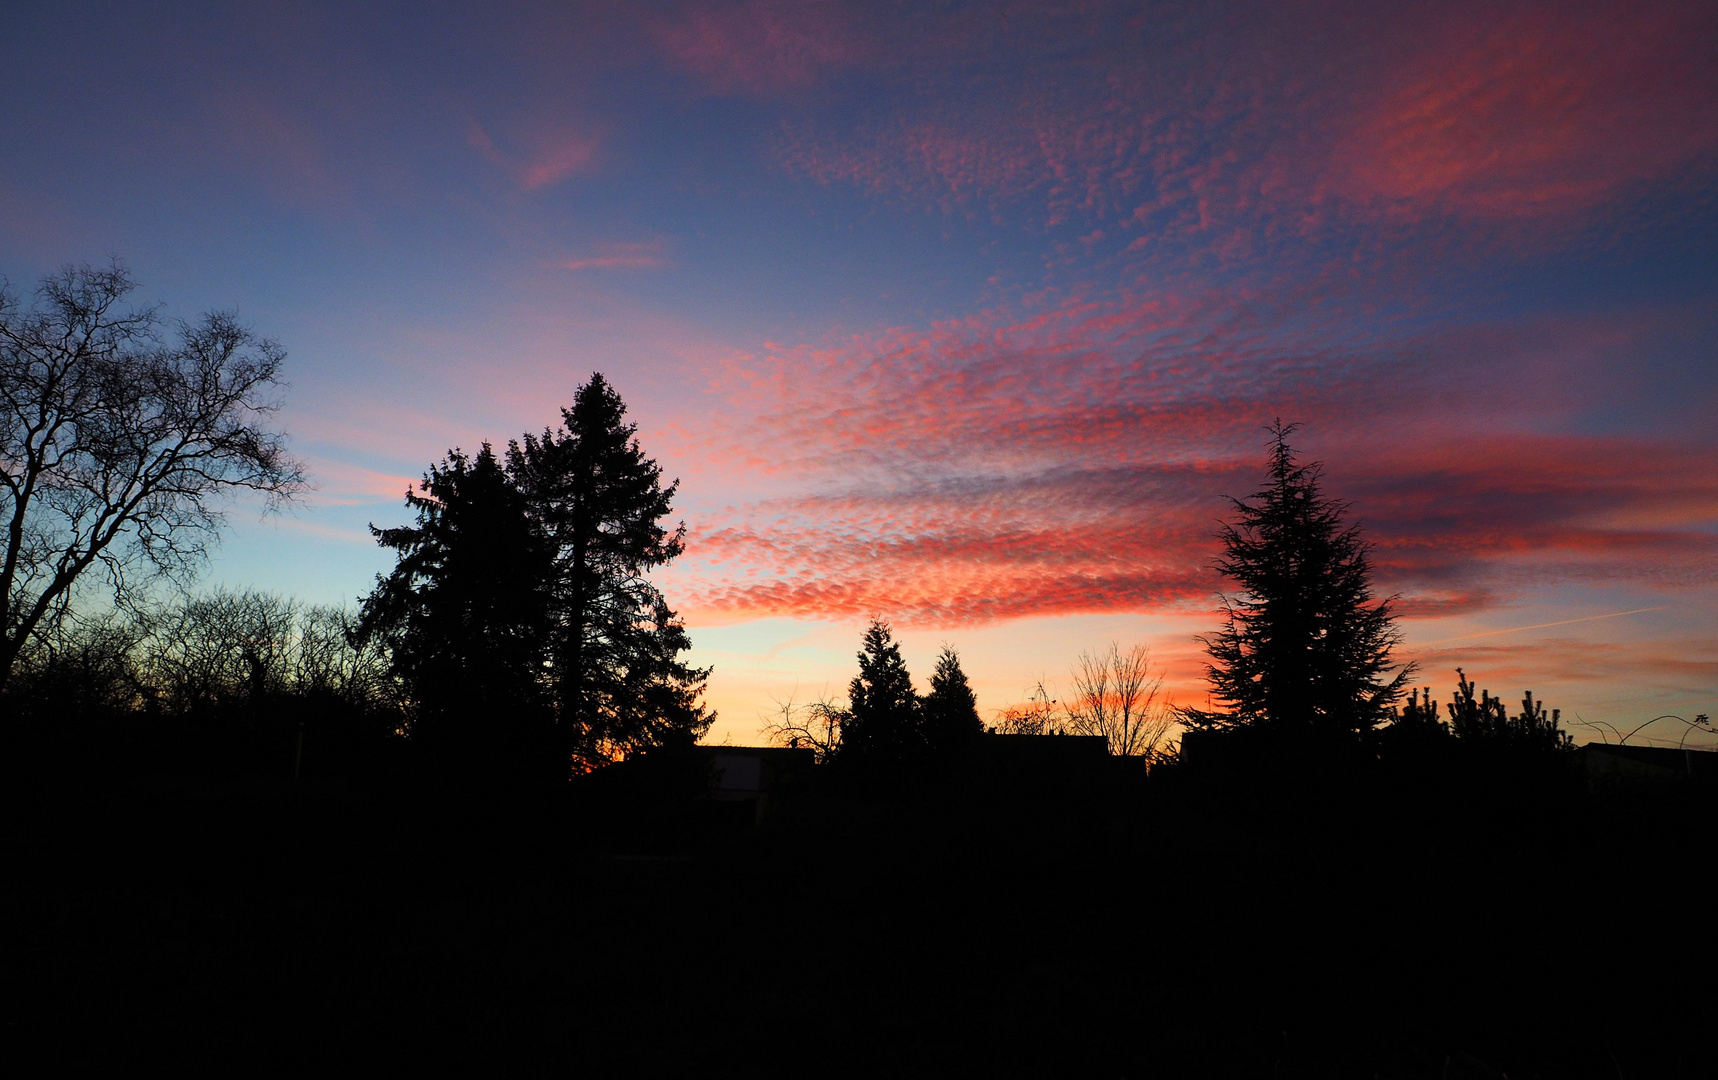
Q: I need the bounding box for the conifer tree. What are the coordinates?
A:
[843,619,921,769]
[507,373,710,767]
[922,644,982,757]
[1182,422,1409,741]
[356,444,553,771]
[359,374,710,777]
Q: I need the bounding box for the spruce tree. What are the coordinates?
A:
[1182,422,1409,741]
[356,444,553,773]
[922,645,982,758]
[843,619,921,770]
[359,374,710,778]
[507,373,711,767]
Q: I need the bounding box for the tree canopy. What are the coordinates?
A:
[922,644,982,758]
[0,263,304,694]
[357,444,554,773]
[843,619,921,770]
[507,373,710,767]
[357,373,710,778]
[1182,422,1409,741]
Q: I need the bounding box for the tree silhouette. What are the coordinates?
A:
[922,644,982,758]
[359,376,711,776]
[843,619,921,770]
[1442,669,1571,753]
[1067,643,1173,757]
[1182,422,1409,741]
[506,373,710,767]
[0,262,304,696]
[356,444,554,774]
[764,691,848,764]
[994,678,1065,735]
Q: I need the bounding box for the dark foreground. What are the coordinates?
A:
[4,747,1712,1078]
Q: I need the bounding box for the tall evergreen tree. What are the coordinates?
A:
[506,373,710,767]
[843,619,921,770]
[1182,422,1409,741]
[358,375,710,778]
[922,644,982,758]
[355,444,553,772]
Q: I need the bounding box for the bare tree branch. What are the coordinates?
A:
[1065,642,1175,758]
[0,262,306,694]
[763,690,848,764]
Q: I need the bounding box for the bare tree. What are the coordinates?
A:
[994,677,1067,736]
[2,608,148,717]
[134,589,396,716]
[295,603,395,708]
[1065,643,1174,757]
[0,262,304,694]
[137,590,301,711]
[763,690,849,764]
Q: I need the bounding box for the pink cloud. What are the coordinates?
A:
[771,3,1718,263]
[655,0,871,95]
[1336,4,1718,220]
[303,458,423,506]
[467,119,599,190]
[662,279,1718,630]
[558,239,672,271]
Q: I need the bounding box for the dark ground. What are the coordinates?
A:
[3,735,1712,1078]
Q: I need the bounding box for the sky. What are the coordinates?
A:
[4,0,1715,748]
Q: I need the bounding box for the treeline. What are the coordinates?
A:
[1,360,711,788]
[765,623,987,772]
[350,374,710,780]
[3,270,711,787]
[766,623,1178,780]
[4,590,394,724]
[771,421,1588,781]
[1,590,403,786]
[1167,421,1583,770]
[1385,670,1571,754]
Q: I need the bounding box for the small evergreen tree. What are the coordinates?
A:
[1444,669,1572,753]
[1182,422,1410,742]
[843,619,921,770]
[922,645,982,758]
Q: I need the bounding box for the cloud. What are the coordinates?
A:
[668,465,1228,624]
[714,0,1718,634]
[664,278,1718,629]
[771,1,1718,264]
[467,118,599,190]
[557,239,672,271]
[302,458,422,507]
[1335,4,1718,220]
[655,0,871,95]
[1403,635,1718,698]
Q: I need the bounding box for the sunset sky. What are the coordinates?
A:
[4,1,1715,747]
